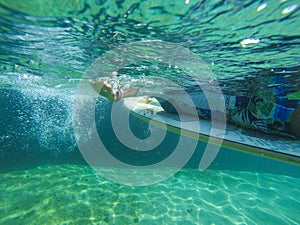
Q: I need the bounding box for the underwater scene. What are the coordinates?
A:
[1,0,300,224]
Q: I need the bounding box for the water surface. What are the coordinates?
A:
[0,0,300,224]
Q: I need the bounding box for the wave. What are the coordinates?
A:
[0,0,299,95]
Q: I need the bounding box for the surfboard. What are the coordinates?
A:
[123,96,300,165]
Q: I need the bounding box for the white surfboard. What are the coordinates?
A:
[123,96,300,165]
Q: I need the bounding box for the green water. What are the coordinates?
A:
[1,164,299,225]
[1,0,300,224]
[1,0,299,95]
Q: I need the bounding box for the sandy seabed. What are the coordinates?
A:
[0,164,299,225]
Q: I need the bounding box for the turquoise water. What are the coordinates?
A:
[1,0,300,224]
[1,165,300,224]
